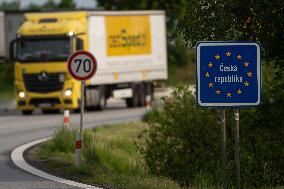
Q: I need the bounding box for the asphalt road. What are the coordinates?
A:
[0,100,145,189]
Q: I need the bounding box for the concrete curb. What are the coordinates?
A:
[11,137,103,189]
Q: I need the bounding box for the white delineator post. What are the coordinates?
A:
[63,110,70,129]
[145,94,152,111]
[75,132,82,167]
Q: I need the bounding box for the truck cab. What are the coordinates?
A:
[11,12,87,115]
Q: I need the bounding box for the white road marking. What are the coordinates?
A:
[11,137,103,189]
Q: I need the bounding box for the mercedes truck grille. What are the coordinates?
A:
[23,72,64,93]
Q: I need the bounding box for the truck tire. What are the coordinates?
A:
[126,84,139,107]
[139,83,146,107]
[22,110,33,115]
[95,86,106,111]
[85,86,106,111]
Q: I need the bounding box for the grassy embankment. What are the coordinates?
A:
[34,121,283,189]
[0,63,14,100]
[35,122,182,189]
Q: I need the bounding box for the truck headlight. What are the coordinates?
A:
[67,31,74,36]
[64,89,72,97]
[18,91,26,98]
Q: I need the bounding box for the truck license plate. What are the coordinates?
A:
[38,103,52,108]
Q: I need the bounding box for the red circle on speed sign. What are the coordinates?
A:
[67,50,97,81]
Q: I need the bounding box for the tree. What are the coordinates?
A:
[97,0,186,31]
[177,0,284,66]
[27,0,76,11]
[0,1,20,11]
[58,0,76,10]
[27,3,42,11]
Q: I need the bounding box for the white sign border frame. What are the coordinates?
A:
[196,42,261,107]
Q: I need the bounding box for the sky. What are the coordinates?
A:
[0,0,97,9]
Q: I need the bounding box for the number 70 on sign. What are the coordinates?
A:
[67,50,97,81]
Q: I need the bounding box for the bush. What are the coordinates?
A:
[141,63,284,188]
[140,86,222,187]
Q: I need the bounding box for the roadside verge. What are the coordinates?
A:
[11,137,103,189]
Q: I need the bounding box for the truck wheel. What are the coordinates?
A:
[139,83,146,107]
[22,110,33,115]
[145,82,154,99]
[95,86,106,111]
[126,84,139,107]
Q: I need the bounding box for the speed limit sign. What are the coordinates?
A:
[67,50,97,167]
[67,50,97,81]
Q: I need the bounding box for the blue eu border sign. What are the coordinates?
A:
[197,42,261,107]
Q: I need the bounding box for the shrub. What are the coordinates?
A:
[140,86,222,186]
[141,63,284,188]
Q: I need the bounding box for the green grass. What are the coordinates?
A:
[35,123,182,189]
[35,122,283,189]
[0,63,14,100]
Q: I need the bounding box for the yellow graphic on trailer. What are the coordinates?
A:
[106,16,151,56]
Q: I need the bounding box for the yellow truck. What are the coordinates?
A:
[10,11,167,115]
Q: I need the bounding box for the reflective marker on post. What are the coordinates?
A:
[64,110,70,129]
[75,132,81,167]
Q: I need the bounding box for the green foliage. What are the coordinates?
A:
[0,63,14,92]
[36,123,182,189]
[58,0,76,10]
[0,1,20,11]
[82,131,97,164]
[177,0,284,65]
[236,63,284,188]
[85,123,146,174]
[141,87,222,186]
[96,0,186,29]
[141,64,284,188]
[168,36,194,67]
[27,0,76,11]
[50,126,76,153]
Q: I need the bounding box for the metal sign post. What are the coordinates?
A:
[196,42,261,189]
[80,81,85,136]
[234,109,240,189]
[221,109,226,185]
[67,50,97,167]
[75,81,86,167]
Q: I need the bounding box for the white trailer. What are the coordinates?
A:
[85,11,168,108]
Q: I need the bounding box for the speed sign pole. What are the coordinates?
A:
[67,50,97,167]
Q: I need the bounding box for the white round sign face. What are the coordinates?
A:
[67,51,97,81]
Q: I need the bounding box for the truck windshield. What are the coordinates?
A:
[16,37,71,62]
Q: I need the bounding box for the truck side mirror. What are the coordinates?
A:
[9,40,16,60]
[76,38,83,50]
